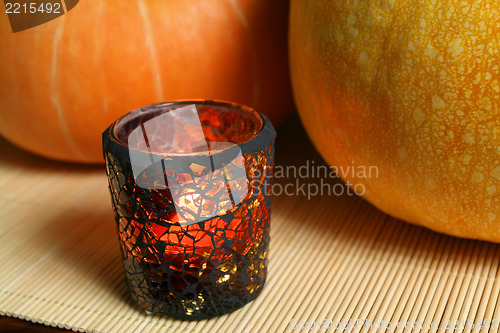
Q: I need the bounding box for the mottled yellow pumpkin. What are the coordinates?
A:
[290,0,500,241]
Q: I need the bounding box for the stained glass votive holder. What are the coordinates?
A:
[102,100,276,319]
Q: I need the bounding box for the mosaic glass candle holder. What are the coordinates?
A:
[102,100,276,319]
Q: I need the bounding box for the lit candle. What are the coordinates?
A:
[103,100,275,319]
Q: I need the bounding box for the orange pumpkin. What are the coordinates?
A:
[0,0,293,163]
[290,0,500,241]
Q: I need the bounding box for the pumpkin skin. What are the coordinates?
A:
[290,0,500,241]
[0,0,293,163]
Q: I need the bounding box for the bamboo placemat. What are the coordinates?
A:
[1,118,500,333]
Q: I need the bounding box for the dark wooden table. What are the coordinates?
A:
[0,316,69,332]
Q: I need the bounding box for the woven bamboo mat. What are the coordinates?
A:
[1,118,500,333]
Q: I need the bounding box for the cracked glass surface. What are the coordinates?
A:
[104,102,275,319]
